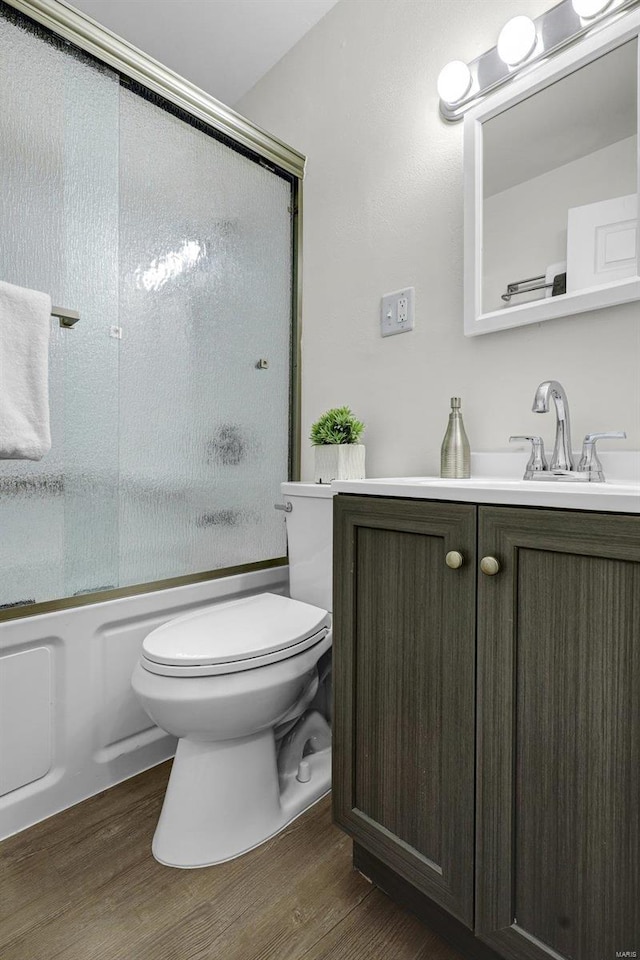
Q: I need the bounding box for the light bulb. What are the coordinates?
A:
[437,60,472,105]
[571,0,613,18]
[497,16,538,66]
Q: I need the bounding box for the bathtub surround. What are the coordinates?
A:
[237,0,640,480]
[0,566,287,841]
[0,280,52,460]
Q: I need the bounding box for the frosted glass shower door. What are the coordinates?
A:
[0,5,294,612]
[0,10,120,608]
[118,88,292,586]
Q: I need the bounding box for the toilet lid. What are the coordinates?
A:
[141,592,330,667]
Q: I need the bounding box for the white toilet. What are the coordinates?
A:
[131,482,334,868]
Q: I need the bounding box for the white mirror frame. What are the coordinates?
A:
[463,7,640,337]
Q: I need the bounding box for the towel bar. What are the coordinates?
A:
[51,306,80,328]
[501,272,567,303]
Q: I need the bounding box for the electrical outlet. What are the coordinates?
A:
[381,287,415,337]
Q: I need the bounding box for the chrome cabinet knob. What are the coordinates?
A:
[480,556,500,576]
[445,550,464,569]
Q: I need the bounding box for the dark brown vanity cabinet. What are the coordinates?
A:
[332,496,478,926]
[476,505,640,960]
[333,495,640,960]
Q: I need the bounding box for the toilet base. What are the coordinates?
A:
[152,730,331,868]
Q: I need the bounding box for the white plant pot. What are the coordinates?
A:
[314,444,365,483]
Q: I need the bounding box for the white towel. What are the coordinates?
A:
[0,280,52,460]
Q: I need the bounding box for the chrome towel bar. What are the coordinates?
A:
[51,306,80,328]
[501,272,566,303]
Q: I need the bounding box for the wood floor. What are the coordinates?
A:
[0,762,465,960]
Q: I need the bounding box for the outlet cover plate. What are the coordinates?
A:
[381,286,415,337]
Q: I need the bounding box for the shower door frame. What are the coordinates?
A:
[1,0,305,623]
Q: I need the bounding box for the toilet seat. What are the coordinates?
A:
[140,592,331,678]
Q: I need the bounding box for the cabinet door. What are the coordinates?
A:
[476,506,640,960]
[333,495,477,926]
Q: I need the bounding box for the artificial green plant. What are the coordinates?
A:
[310,407,365,446]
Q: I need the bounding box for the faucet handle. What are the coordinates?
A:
[509,435,548,479]
[581,431,626,443]
[577,432,626,481]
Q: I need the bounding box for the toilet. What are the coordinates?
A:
[131,482,334,868]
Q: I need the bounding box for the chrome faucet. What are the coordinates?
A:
[510,379,627,482]
[532,380,575,472]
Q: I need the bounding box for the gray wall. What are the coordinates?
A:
[237,0,640,479]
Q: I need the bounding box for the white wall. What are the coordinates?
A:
[237,0,640,479]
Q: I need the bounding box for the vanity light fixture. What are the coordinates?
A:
[572,0,614,17]
[437,0,639,120]
[497,16,538,66]
[436,60,473,105]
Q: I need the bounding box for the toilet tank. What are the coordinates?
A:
[280,482,335,613]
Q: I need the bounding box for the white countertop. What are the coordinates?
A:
[331,452,640,514]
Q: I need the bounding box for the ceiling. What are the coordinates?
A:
[69,0,339,106]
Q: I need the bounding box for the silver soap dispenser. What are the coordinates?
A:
[440,397,470,479]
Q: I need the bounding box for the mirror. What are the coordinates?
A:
[464,13,640,336]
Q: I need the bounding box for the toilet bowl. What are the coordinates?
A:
[131,482,335,868]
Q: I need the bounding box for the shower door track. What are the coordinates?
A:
[4,0,306,178]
